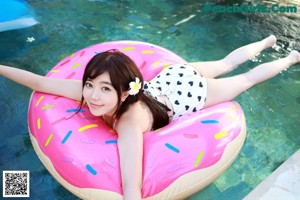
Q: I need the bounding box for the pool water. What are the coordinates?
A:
[1,0,300,199]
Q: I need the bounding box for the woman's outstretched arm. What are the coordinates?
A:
[0,65,82,100]
[115,104,149,200]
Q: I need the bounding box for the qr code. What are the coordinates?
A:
[2,171,30,197]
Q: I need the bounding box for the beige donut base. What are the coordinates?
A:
[29,115,246,200]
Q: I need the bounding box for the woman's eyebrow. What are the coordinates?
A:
[100,81,112,86]
[87,78,112,85]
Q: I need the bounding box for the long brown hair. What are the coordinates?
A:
[78,49,170,130]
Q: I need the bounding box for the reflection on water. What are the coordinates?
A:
[0,0,300,200]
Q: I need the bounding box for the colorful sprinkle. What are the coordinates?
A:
[37,118,41,129]
[109,129,117,133]
[214,131,228,140]
[35,96,44,106]
[83,117,97,121]
[86,164,97,175]
[163,64,171,69]
[59,59,70,66]
[227,115,238,122]
[62,130,72,144]
[154,128,161,132]
[105,158,117,169]
[51,117,65,125]
[78,124,98,132]
[183,133,198,138]
[229,106,238,111]
[127,41,136,44]
[201,120,219,124]
[42,105,55,110]
[80,51,85,56]
[147,151,159,169]
[80,138,95,144]
[61,157,73,163]
[70,53,75,58]
[71,62,82,69]
[139,61,147,69]
[142,50,154,54]
[194,151,204,168]
[167,165,182,173]
[66,109,85,113]
[152,61,161,66]
[50,69,60,73]
[53,96,62,100]
[105,140,117,144]
[45,134,54,147]
[122,46,135,51]
[65,72,76,79]
[165,143,180,153]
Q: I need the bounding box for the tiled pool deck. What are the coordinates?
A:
[244,149,300,200]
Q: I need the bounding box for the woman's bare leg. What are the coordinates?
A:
[189,35,277,78]
[204,50,300,108]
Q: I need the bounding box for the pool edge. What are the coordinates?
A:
[243,149,300,200]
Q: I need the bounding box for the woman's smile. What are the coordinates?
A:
[89,102,103,108]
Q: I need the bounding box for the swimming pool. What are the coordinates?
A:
[0,0,299,199]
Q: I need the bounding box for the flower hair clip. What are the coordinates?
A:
[129,77,141,95]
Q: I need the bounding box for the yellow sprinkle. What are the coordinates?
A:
[122,46,135,51]
[142,50,154,54]
[229,106,238,111]
[152,61,161,66]
[42,105,55,110]
[70,53,75,58]
[127,41,136,44]
[50,69,60,73]
[37,118,41,129]
[163,64,171,69]
[78,124,98,132]
[194,151,204,168]
[154,128,161,132]
[214,131,228,140]
[45,134,54,147]
[71,62,82,69]
[36,96,44,106]
[227,115,238,122]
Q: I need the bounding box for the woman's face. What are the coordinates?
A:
[82,72,118,117]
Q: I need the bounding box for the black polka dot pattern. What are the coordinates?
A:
[143,64,207,120]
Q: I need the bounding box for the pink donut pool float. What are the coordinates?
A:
[28,41,246,199]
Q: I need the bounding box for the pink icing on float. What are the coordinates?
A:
[28,41,246,199]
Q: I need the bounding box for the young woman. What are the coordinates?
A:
[1,35,299,200]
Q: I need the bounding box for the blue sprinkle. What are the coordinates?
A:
[201,120,219,124]
[165,143,180,153]
[66,109,85,113]
[62,130,72,144]
[86,164,97,175]
[105,140,117,144]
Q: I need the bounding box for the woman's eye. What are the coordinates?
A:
[85,82,93,88]
[102,87,111,92]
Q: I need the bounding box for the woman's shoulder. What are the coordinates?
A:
[117,101,152,132]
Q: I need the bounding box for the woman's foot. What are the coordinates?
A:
[263,35,277,48]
